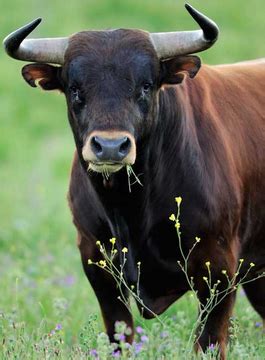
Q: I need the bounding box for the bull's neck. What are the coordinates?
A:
[143,83,206,213]
[149,84,199,176]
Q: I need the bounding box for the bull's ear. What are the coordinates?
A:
[22,63,63,91]
[160,55,201,85]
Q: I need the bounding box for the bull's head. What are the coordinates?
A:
[3,4,218,176]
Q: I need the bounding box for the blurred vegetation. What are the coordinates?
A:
[0,0,264,358]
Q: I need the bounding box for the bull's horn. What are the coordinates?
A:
[3,18,68,64]
[150,4,219,59]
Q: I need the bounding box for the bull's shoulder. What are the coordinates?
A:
[190,59,265,99]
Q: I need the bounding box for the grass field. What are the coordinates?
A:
[0,0,265,358]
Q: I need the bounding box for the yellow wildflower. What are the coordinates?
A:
[175,221,180,229]
[99,260,106,268]
[195,237,201,243]
[250,262,255,267]
[122,247,128,253]
[169,214,176,221]
[205,261,211,268]
[175,197,182,205]
[110,238,116,245]
[88,259,93,265]
[96,241,101,246]
[222,270,227,275]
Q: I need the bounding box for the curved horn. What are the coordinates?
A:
[150,3,219,59]
[3,18,68,64]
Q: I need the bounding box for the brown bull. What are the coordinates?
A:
[4,4,265,359]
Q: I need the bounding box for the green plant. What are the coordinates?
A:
[87,196,265,358]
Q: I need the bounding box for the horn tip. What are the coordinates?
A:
[184,3,192,11]
[3,18,43,46]
[28,17,42,29]
[3,17,43,58]
[184,3,219,42]
[35,17,42,25]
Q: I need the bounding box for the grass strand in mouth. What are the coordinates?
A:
[87,163,110,180]
[102,166,110,181]
[126,164,143,192]
[87,163,93,175]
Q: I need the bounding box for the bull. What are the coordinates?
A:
[4,4,265,359]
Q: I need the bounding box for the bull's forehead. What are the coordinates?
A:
[66,28,157,58]
[63,29,159,86]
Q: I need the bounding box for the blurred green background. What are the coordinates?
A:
[0,0,264,355]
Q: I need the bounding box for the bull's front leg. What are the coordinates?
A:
[78,233,134,344]
[195,286,236,359]
[193,241,238,360]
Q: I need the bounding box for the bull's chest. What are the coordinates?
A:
[113,216,191,316]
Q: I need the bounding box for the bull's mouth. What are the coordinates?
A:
[87,161,143,192]
[88,161,125,175]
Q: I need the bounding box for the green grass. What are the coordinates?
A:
[0,0,264,358]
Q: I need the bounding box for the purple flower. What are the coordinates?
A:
[112,350,121,358]
[136,326,144,334]
[140,335,149,343]
[209,343,216,351]
[160,331,168,339]
[55,324,62,331]
[117,333,126,342]
[90,349,98,357]
[255,321,262,328]
[53,275,76,287]
[134,342,143,354]
[64,275,75,286]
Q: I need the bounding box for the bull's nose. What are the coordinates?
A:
[90,136,131,162]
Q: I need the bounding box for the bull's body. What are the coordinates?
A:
[4,5,265,358]
[69,58,265,324]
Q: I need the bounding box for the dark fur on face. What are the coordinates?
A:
[61,30,160,164]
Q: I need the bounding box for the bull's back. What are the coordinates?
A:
[189,59,265,176]
[188,59,265,251]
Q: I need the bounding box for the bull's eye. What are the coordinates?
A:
[138,82,152,103]
[70,86,83,105]
[142,82,152,94]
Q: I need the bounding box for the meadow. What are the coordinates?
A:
[0,0,264,358]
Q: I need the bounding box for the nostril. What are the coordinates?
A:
[90,135,132,161]
[119,137,131,156]
[91,136,103,155]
